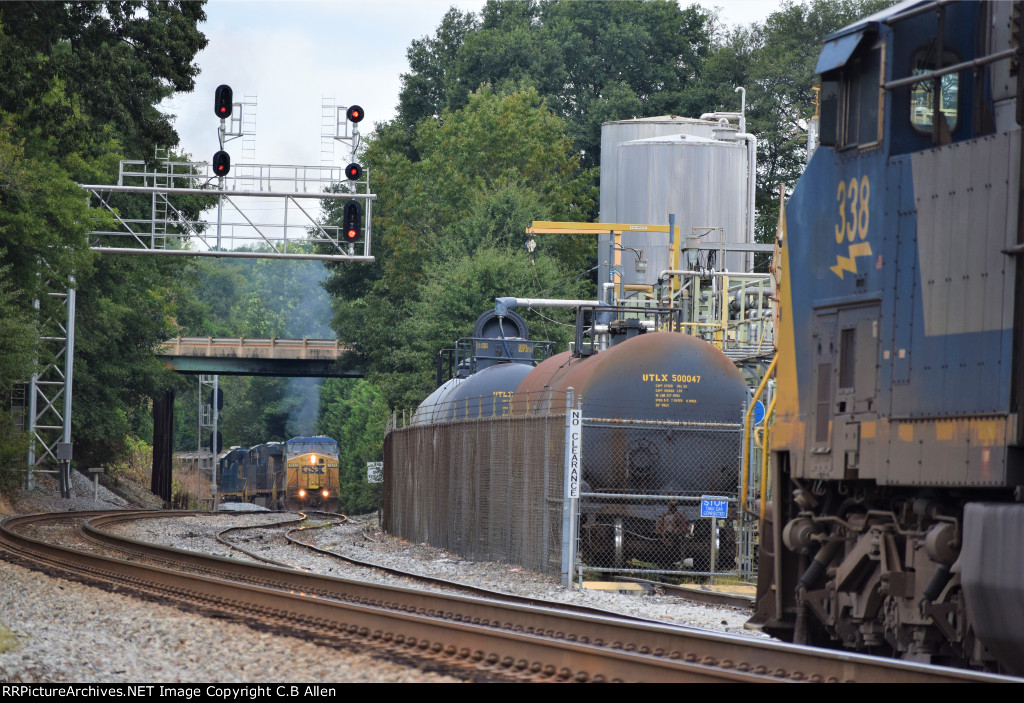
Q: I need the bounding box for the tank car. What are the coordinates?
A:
[514,312,748,569]
[753,0,1024,674]
[412,309,554,424]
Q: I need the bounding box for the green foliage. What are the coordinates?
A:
[172,251,336,452]
[0,3,208,474]
[0,263,36,392]
[326,86,595,413]
[318,379,389,514]
[360,85,596,285]
[390,246,585,408]
[0,1,207,158]
[396,0,715,171]
[0,413,29,496]
[690,0,895,254]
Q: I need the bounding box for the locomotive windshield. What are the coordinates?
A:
[285,438,338,456]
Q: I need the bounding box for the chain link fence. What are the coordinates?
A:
[383,392,754,582]
[384,405,566,575]
[576,417,748,579]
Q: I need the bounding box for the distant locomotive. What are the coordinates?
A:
[217,435,340,512]
[753,1,1024,675]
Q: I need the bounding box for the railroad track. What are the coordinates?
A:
[210,511,686,623]
[2,510,1017,683]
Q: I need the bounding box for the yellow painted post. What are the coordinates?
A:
[720,274,730,349]
[760,393,778,525]
[741,355,778,518]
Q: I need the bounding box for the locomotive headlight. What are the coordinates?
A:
[298,489,306,498]
[322,489,329,498]
[311,455,317,465]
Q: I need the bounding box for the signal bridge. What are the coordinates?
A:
[80,156,375,262]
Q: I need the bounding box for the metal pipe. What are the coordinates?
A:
[760,392,778,524]
[63,286,75,452]
[495,297,603,316]
[881,53,1016,90]
[80,184,377,200]
[711,126,757,269]
[735,86,747,134]
[660,269,771,280]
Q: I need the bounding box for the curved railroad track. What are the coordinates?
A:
[209,510,690,623]
[2,510,1017,683]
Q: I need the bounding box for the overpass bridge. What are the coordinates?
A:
[157,337,364,377]
[151,337,365,506]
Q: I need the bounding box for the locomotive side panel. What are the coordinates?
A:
[756,1,1024,674]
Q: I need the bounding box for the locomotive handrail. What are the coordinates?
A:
[758,393,778,524]
[741,355,777,521]
[883,47,1017,91]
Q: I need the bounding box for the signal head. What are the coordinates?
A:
[213,150,231,177]
[214,85,233,119]
[346,105,364,124]
[345,162,363,181]
[343,201,361,242]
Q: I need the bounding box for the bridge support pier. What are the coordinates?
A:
[152,390,174,506]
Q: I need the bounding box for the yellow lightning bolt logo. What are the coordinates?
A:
[831,242,872,279]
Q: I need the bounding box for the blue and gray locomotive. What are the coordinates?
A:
[217,436,340,512]
[753,0,1024,675]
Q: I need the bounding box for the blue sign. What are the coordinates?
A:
[752,399,766,425]
[700,496,730,519]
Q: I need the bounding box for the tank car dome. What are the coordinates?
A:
[514,332,747,422]
[434,361,535,422]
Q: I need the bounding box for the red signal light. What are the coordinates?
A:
[346,105,364,124]
[213,150,231,176]
[343,201,361,242]
[345,162,363,181]
[214,85,233,119]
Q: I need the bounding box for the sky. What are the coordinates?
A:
[163,1,783,170]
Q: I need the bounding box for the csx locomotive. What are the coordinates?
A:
[752,0,1024,675]
[217,436,340,512]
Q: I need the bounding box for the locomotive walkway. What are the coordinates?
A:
[157,337,364,377]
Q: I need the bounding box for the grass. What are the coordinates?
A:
[0,624,20,654]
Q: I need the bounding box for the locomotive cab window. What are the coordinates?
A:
[837,45,884,149]
[908,48,959,134]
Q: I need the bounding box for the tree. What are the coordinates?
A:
[691,0,895,253]
[395,0,715,172]
[171,247,338,452]
[318,379,389,514]
[0,2,209,472]
[325,86,595,409]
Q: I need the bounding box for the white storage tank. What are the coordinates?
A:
[598,116,753,290]
[599,116,726,221]
[616,133,749,281]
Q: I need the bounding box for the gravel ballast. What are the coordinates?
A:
[0,472,763,682]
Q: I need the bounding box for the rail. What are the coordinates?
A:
[4,510,1016,683]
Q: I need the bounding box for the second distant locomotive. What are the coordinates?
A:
[217,435,340,512]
